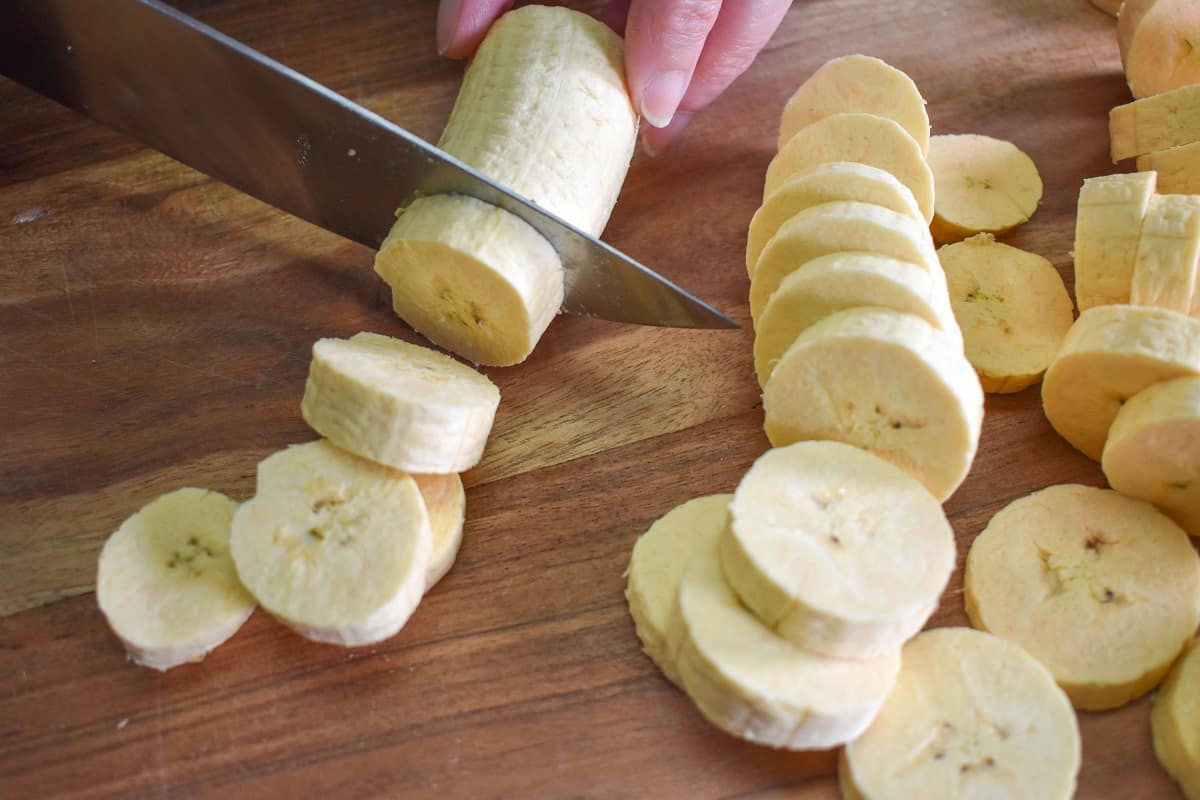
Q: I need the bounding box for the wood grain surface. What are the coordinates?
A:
[0,0,1188,797]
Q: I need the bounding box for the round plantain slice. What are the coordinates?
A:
[746,162,924,277]
[1103,376,1200,535]
[840,627,1080,800]
[764,113,934,223]
[926,134,1044,244]
[763,308,983,502]
[669,522,901,750]
[939,235,1074,394]
[964,484,1200,710]
[1152,638,1200,800]
[722,441,955,659]
[777,55,930,156]
[624,494,732,685]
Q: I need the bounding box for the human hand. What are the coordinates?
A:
[436,0,792,154]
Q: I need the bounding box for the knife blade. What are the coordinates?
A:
[0,0,738,330]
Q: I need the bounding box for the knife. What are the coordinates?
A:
[0,0,738,330]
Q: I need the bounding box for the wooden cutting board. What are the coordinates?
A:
[0,0,1186,796]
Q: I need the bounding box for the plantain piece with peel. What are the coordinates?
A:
[231,440,433,647]
[1153,639,1200,800]
[763,113,934,222]
[301,332,500,475]
[1103,376,1200,535]
[840,627,1080,800]
[1119,0,1200,99]
[926,134,1043,244]
[722,442,955,660]
[624,494,731,686]
[1073,171,1158,310]
[964,484,1200,710]
[1041,305,1200,460]
[746,162,924,277]
[96,488,256,671]
[939,235,1074,394]
[1110,84,1200,162]
[763,308,983,502]
[1139,141,1200,195]
[1130,194,1200,315]
[374,6,638,366]
[777,55,930,156]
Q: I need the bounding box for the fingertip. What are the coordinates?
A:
[640,111,693,156]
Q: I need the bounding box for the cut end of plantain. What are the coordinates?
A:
[1073,171,1158,311]
[927,134,1043,244]
[375,195,564,367]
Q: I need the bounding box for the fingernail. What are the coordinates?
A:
[639,71,689,129]
[436,0,461,55]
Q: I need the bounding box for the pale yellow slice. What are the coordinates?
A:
[413,473,466,590]
[97,488,255,671]
[624,494,731,685]
[777,54,930,155]
[764,308,983,502]
[749,200,938,322]
[669,525,901,750]
[1131,194,1200,315]
[1152,639,1200,800]
[763,113,934,222]
[1041,305,1200,460]
[1103,376,1200,535]
[1110,83,1200,162]
[301,332,501,474]
[753,252,942,387]
[1073,171,1158,310]
[1119,0,1200,99]
[1139,141,1200,195]
[939,235,1074,394]
[746,161,923,277]
[965,484,1200,710]
[232,440,433,647]
[840,627,1080,800]
[927,134,1044,244]
[722,441,954,659]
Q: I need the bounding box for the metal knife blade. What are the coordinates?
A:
[0,0,738,330]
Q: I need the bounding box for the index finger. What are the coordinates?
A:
[624,0,724,127]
